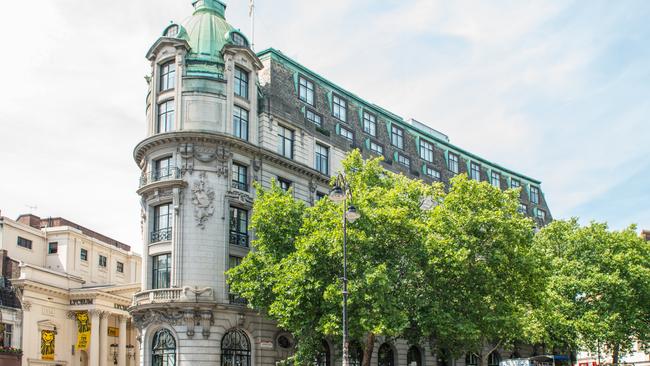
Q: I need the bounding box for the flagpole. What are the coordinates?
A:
[249,0,255,51]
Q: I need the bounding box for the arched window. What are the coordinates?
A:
[349,341,363,366]
[407,346,422,366]
[466,353,480,366]
[222,329,251,366]
[488,351,501,366]
[314,340,330,366]
[378,343,395,366]
[151,329,176,366]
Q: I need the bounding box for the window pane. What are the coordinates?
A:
[332,95,347,122]
[157,100,174,133]
[278,126,294,159]
[363,112,376,136]
[234,67,249,99]
[299,77,314,105]
[391,126,403,149]
[233,106,249,140]
[159,61,176,91]
[315,144,329,175]
[420,140,434,162]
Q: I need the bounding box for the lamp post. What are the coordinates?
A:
[329,173,360,366]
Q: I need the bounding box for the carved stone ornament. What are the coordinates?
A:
[179,143,195,174]
[182,286,214,302]
[191,172,216,229]
[22,300,31,311]
[200,310,213,338]
[131,309,183,329]
[226,190,254,207]
[183,309,196,337]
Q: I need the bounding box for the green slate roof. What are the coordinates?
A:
[184,0,234,64]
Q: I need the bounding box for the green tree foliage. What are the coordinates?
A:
[534,220,650,363]
[228,150,546,365]
[419,174,544,365]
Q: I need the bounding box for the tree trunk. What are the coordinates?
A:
[362,332,376,366]
[612,345,619,366]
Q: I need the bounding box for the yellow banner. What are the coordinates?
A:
[41,330,55,360]
[108,327,119,337]
[76,312,91,351]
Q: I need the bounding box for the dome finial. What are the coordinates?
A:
[192,0,227,18]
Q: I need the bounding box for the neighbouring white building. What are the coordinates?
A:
[0,213,142,366]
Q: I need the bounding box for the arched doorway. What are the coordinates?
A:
[407,346,422,366]
[222,328,251,366]
[378,343,395,366]
[151,328,176,366]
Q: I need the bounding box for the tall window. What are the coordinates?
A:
[299,76,314,105]
[99,255,107,268]
[511,179,520,189]
[222,329,251,366]
[234,66,249,99]
[17,236,32,249]
[278,177,292,192]
[530,186,540,204]
[306,109,322,126]
[48,242,58,254]
[233,106,249,141]
[420,139,434,162]
[491,172,501,188]
[315,143,329,175]
[332,94,347,122]
[315,340,330,366]
[391,125,404,149]
[117,261,124,273]
[470,163,481,181]
[157,100,174,133]
[448,153,459,174]
[154,156,173,180]
[152,253,171,289]
[228,256,246,304]
[363,112,376,136]
[397,154,410,168]
[80,248,88,261]
[425,167,441,180]
[232,163,248,191]
[407,346,422,366]
[0,323,12,347]
[466,353,480,366]
[152,203,172,242]
[159,61,176,91]
[278,126,294,159]
[369,141,383,155]
[378,344,395,366]
[229,207,249,247]
[536,209,546,222]
[339,126,353,140]
[488,352,501,366]
[151,328,176,366]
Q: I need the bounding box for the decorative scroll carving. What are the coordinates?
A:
[252,155,262,173]
[191,172,215,229]
[179,143,194,174]
[182,286,214,302]
[200,310,213,338]
[183,309,196,337]
[22,300,31,311]
[131,309,183,329]
[225,190,254,207]
[194,145,218,163]
[215,144,232,178]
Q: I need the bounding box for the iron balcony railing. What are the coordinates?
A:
[140,167,181,187]
[229,231,249,247]
[151,227,172,243]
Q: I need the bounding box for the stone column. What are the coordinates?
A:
[118,316,127,366]
[99,312,108,366]
[90,310,100,366]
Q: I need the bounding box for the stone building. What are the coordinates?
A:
[129,1,553,366]
[0,213,141,366]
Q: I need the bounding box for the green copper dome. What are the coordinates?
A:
[182,0,235,69]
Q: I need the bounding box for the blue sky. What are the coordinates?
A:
[0,0,648,250]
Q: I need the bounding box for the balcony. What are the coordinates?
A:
[139,167,181,187]
[132,288,183,306]
[151,227,172,243]
[229,231,248,247]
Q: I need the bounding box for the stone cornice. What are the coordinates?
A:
[133,131,330,185]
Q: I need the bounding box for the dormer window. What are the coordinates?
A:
[231,32,248,47]
[165,25,179,38]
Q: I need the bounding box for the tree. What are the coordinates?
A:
[228,151,434,365]
[534,220,650,364]
[228,151,546,365]
[419,175,545,366]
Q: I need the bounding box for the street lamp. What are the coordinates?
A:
[329,173,361,366]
